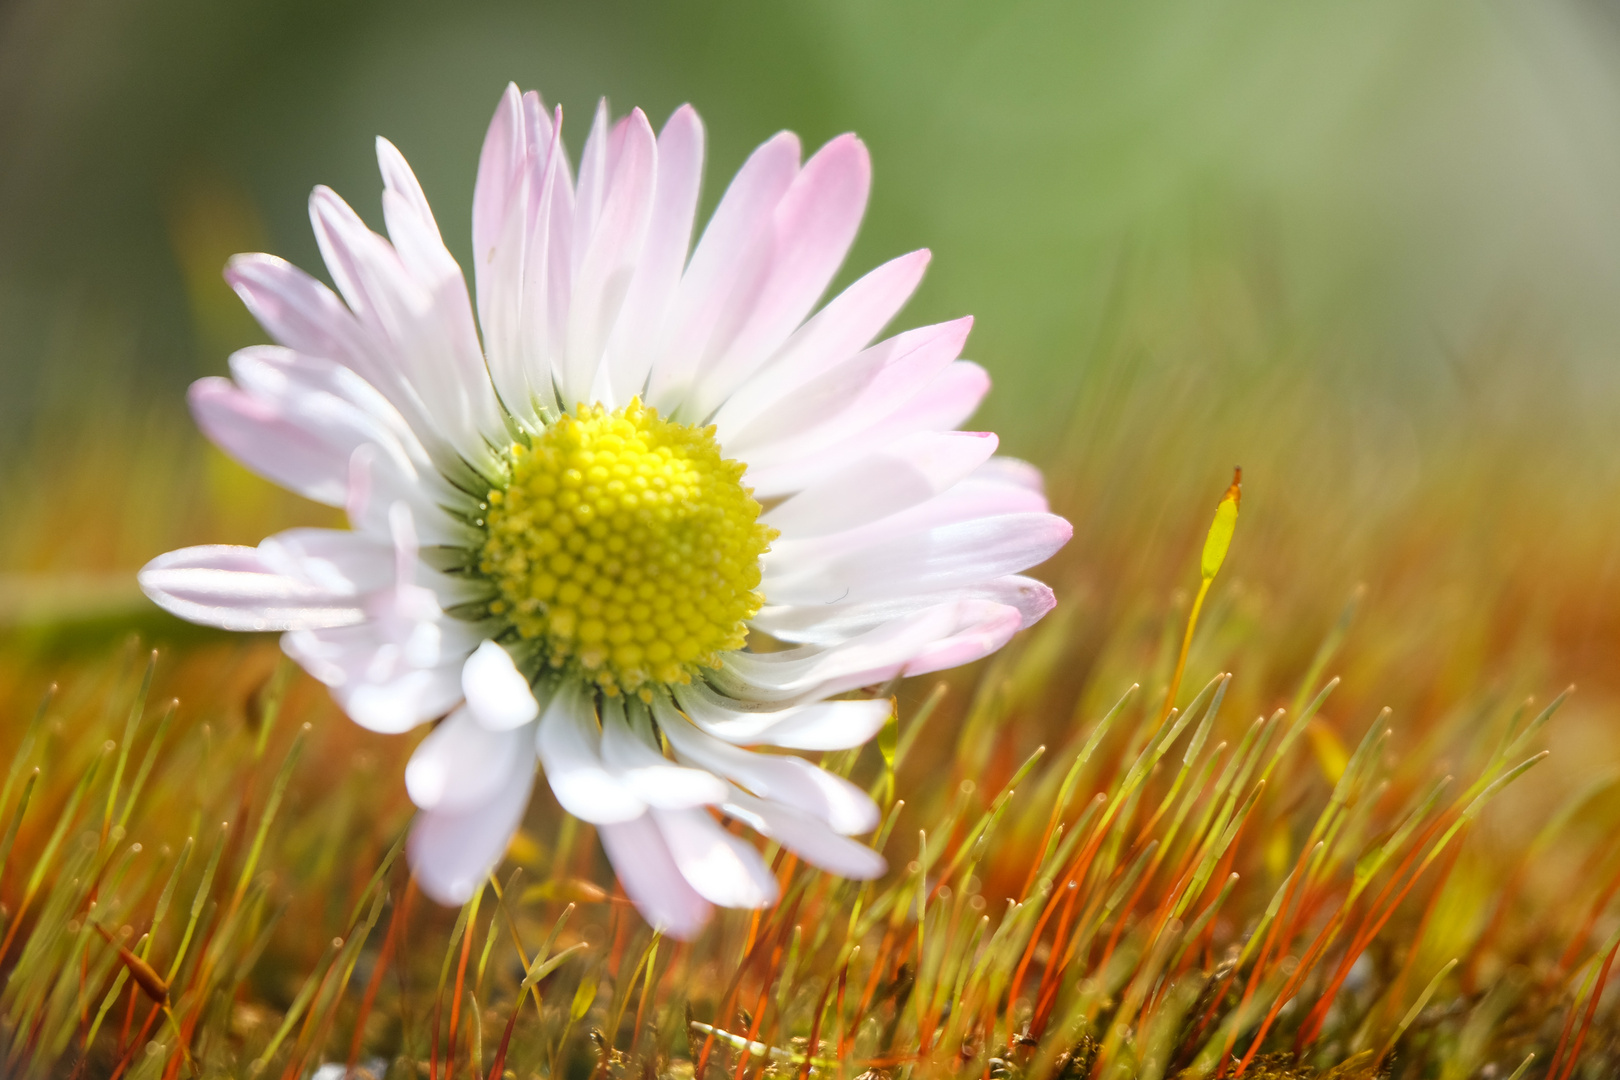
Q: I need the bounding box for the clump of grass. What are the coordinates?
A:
[0,509,1612,1078]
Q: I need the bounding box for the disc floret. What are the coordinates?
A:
[479,398,773,698]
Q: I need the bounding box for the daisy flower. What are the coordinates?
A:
[138,84,1072,937]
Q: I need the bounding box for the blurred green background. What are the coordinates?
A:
[9,0,1620,452]
[9,0,1620,688]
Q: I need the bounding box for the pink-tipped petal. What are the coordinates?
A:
[765,430,999,539]
[309,183,502,464]
[686,134,873,419]
[137,529,399,633]
[191,346,431,510]
[883,603,1026,681]
[736,330,981,494]
[711,250,932,442]
[571,100,614,270]
[190,378,350,508]
[377,143,503,439]
[764,512,1072,608]
[226,346,427,458]
[475,86,544,422]
[599,105,706,403]
[771,473,1051,562]
[721,599,1026,701]
[225,253,374,369]
[646,131,801,411]
[563,108,658,407]
[753,575,1057,646]
[472,83,527,276]
[378,137,458,282]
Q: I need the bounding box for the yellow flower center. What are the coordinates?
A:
[479,399,773,698]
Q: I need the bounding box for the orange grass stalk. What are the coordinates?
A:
[349,878,416,1072]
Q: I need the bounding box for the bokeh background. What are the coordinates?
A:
[11,7,1620,1068]
[8,0,1620,774]
[10,0,1620,444]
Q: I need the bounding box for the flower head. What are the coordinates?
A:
[139,85,1072,936]
[480,398,772,696]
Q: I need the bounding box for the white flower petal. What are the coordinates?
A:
[764,511,1070,608]
[378,137,463,286]
[293,197,444,430]
[563,109,658,408]
[405,706,529,812]
[742,355,989,497]
[867,359,992,437]
[343,443,481,550]
[524,93,577,413]
[338,666,465,733]
[729,316,970,465]
[753,575,1057,645]
[272,505,480,733]
[309,183,502,465]
[224,253,379,380]
[883,604,1029,679]
[534,686,646,823]
[654,807,778,909]
[472,83,528,292]
[408,749,535,905]
[673,684,892,751]
[461,641,539,731]
[572,100,613,271]
[138,539,377,632]
[227,346,430,462]
[718,599,1027,701]
[862,466,1052,531]
[474,88,566,423]
[190,346,432,510]
[256,527,395,589]
[764,430,999,539]
[284,617,478,734]
[722,789,886,880]
[653,700,879,835]
[188,379,351,508]
[599,815,712,939]
[598,698,728,808]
